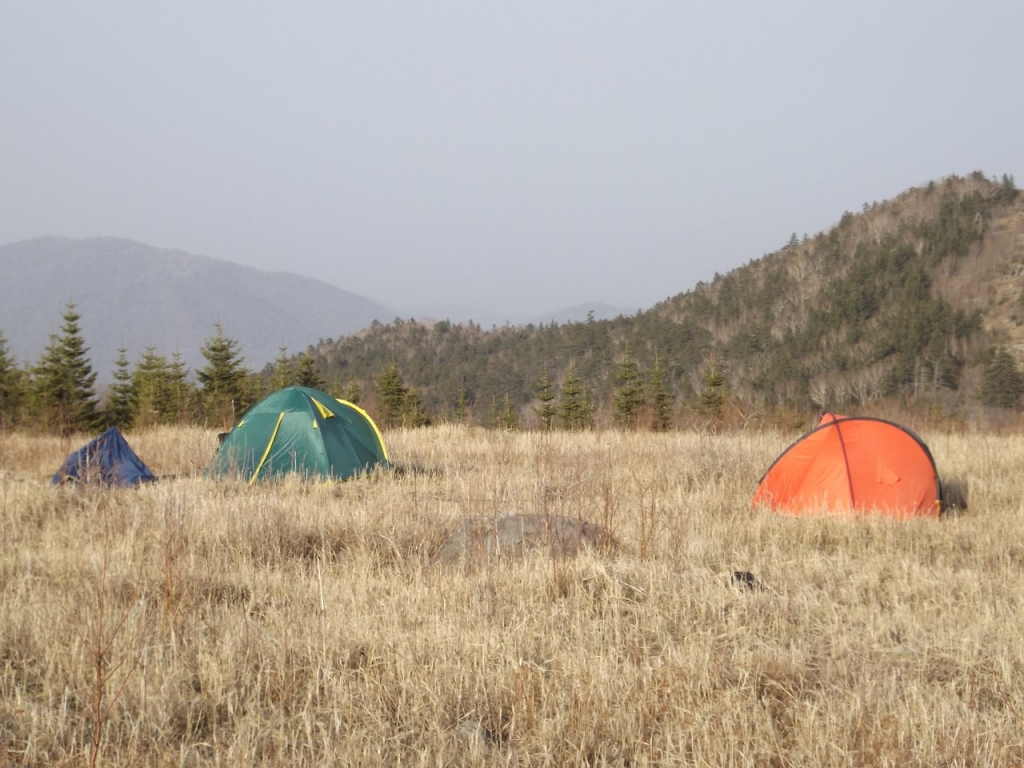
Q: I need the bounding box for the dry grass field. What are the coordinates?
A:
[1,424,1023,766]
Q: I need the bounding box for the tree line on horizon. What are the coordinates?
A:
[2,298,1023,439]
[0,300,736,435]
[299,173,1024,427]
[0,304,258,435]
[3,173,1024,436]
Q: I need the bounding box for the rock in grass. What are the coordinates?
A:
[433,512,612,565]
[452,720,496,753]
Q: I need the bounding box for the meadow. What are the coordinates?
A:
[1,424,1023,766]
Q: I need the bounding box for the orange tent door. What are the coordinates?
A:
[752,415,941,519]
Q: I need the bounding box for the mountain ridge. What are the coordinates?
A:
[0,236,642,382]
[0,236,397,377]
[5,172,1023,426]
[302,172,1024,424]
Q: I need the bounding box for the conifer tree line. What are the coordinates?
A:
[0,301,744,435]
[291,173,1024,427]
[0,306,264,434]
[2,174,1021,434]
[0,303,697,434]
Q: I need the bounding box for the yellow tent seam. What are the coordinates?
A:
[311,397,334,420]
[249,412,285,486]
[337,398,390,461]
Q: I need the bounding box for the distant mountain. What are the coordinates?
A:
[0,237,395,379]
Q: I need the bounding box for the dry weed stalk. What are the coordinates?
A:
[68,493,151,768]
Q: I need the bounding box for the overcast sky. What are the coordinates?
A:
[2,2,1022,318]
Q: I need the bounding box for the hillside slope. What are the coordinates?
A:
[655,173,1022,409]
[306,173,1022,423]
[0,237,395,376]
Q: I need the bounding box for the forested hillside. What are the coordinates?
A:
[2,173,1022,435]
[300,172,1023,428]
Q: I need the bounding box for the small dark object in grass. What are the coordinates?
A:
[731,571,765,591]
[941,477,969,516]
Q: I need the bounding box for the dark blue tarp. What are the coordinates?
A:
[52,427,157,487]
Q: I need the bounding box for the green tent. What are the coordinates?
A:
[207,386,389,483]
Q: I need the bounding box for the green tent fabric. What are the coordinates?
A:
[207,386,389,483]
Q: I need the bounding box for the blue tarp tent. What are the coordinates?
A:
[52,427,157,487]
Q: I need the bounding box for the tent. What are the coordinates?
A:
[52,427,157,487]
[207,386,389,484]
[751,413,942,519]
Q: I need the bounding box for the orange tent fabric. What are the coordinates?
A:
[752,413,941,519]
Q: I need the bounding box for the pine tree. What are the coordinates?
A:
[340,378,361,405]
[534,369,557,430]
[402,387,429,427]
[197,324,251,428]
[0,331,24,429]
[558,362,590,430]
[104,347,136,430]
[498,393,519,431]
[980,347,1024,408]
[581,385,596,429]
[132,347,171,428]
[454,388,469,424]
[33,302,98,434]
[167,352,194,424]
[271,347,294,391]
[485,397,499,429]
[295,351,324,389]
[699,355,728,421]
[648,353,674,431]
[613,349,644,428]
[375,363,408,428]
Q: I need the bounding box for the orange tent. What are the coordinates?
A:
[752,413,942,519]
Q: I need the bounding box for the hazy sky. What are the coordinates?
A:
[3,2,1022,318]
